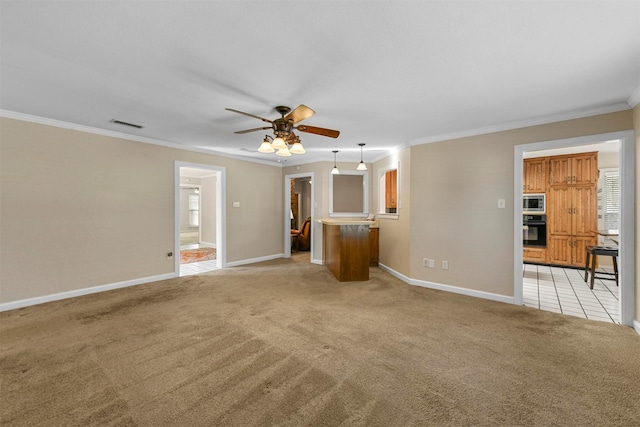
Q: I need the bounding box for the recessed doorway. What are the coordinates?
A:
[514,130,634,327]
[175,162,226,276]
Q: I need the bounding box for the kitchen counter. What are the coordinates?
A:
[320,219,378,228]
[321,219,373,281]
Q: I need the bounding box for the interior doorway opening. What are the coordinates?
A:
[514,131,634,327]
[176,163,226,276]
[284,172,315,263]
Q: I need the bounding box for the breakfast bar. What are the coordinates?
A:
[322,219,373,282]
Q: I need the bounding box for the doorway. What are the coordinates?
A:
[175,162,226,276]
[514,131,635,327]
[284,172,315,263]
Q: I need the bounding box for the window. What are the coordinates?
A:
[188,194,200,227]
[602,170,620,230]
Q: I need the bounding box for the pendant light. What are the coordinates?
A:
[356,143,367,171]
[331,150,340,175]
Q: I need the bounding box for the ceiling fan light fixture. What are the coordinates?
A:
[276,146,292,157]
[356,143,367,170]
[258,136,275,153]
[290,141,306,154]
[272,136,287,150]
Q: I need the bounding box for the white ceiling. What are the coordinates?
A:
[1,1,638,166]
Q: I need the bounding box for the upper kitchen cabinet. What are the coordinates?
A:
[549,152,598,186]
[547,151,598,267]
[523,157,547,193]
[385,169,397,213]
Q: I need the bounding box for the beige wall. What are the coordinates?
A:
[634,104,640,325]
[377,110,633,299]
[0,118,283,303]
[373,148,412,275]
[1,109,636,325]
[283,160,373,262]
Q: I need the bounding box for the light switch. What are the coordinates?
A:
[232,201,240,208]
[498,199,505,209]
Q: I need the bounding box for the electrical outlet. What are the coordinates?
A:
[167,252,173,259]
[442,260,449,270]
[428,259,435,268]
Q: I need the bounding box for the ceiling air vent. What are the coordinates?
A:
[109,119,144,129]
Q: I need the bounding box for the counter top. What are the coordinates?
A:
[320,219,378,227]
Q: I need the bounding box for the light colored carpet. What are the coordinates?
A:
[1,254,639,426]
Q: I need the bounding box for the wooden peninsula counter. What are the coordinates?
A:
[322,219,375,282]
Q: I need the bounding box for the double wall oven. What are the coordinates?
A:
[523,193,547,247]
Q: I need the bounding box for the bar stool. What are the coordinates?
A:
[584,246,619,289]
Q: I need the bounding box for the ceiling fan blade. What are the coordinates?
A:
[234,126,272,134]
[284,104,315,124]
[226,108,273,123]
[296,125,340,138]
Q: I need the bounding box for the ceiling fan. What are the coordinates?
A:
[225,104,340,156]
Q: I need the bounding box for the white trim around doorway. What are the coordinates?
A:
[175,162,226,273]
[513,130,635,328]
[284,172,316,264]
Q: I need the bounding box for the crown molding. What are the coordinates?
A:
[627,85,640,108]
[0,110,281,168]
[408,102,632,146]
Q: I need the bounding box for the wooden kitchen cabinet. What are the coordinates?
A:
[547,152,597,267]
[547,235,592,267]
[523,247,546,263]
[547,186,595,236]
[549,152,598,186]
[523,157,547,193]
[369,227,379,266]
[385,169,397,212]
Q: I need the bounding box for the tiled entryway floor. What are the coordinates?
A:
[179,243,217,277]
[523,263,620,324]
[180,259,217,276]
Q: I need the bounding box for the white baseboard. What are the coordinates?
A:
[200,241,216,248]
[634,320,640,336]
[312,258,323,265]
[0,272,177,312]
[378,263,515,305]
[224,253,283,267]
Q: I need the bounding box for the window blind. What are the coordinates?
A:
[603,171,620,230]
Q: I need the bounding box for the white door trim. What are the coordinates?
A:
[175,162,226,272]
[513,130,635,327]
[284,172,315,262]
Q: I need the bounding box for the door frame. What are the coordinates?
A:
[175,161,226,272]
[513,130,635,327]
[284,172,315,262]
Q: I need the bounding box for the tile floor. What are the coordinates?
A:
[522,263,620,324]
[179,243,217,277]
